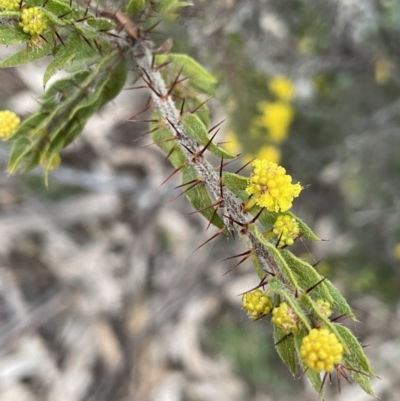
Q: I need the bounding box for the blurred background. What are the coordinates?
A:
[0,0,399,400]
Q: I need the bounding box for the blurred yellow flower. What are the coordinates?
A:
[256,101,294,143]
[374,57,393,85]
[257,145,281,164]
[223,129,241,154]
[269,75,295,102]
[394,243,400,260]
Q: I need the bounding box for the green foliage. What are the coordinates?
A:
[126,0,147,15]
[0,38,52,67]
[155,53,217,96]
[182,114,235,159]
[273,326,296,376]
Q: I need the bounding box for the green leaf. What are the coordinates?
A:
[251,226,301,292]
[86,17,116,31]
[273,326,296,375]
[0,11,19,18]
[337,328,377,398]
[126,0,147,15]
[294,331,323,394]
[280,250,334,304]
[182,165,224,229]
[335,325,376,377]
[287,212,320,241]
[156,53,216,96]
[158,0,188,12]
[0,24,29,45]
[251,253,263,280]
[100,56,128,106]
[323,278,355,319]
[151,120,187,169]
[222,171,247,193]
[0,41,52,68]
[182,114,235,159]
[43,33,97,86]
[269,278,311,331]
[26,0,73,16]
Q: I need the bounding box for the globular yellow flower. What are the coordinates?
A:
[19,7,48,37]
[273,214,300,246]
[242,289,273,320]
[256,101,294,143]
[269,75,295,102]
[300,328,343,373]
[374,57,393,86]
[0,0,20,11]
[257,145,281,164]
[246,159,302,212]
[0,110,20,139]
[271,301,300,334]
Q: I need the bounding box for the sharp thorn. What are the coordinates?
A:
[306,277,327,294]
[193,228,225,252]
[158,163,186,188]
[235,157,255,174]
[190,96,212,114]
[249,207,265,225]
[208,119,226,134]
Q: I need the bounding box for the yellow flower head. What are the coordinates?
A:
[0,0,20,11]
[0,110,20,139]
[246,159,302,212]
[300,328,343,373]
[271,301,300,334]
[269,75,295,102]
[256,101,294,143]
[242,289,273,320]
[273,214,300,246]
[19,7,48,37]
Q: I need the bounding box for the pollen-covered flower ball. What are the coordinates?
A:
[271,301,300,334]
[300,328,343,373]
[0,110,20,139]
[242,289,273,320]
[0,0,20,11]
[19,7,48,37]
[246,159,302,212]
[273,214,300,246]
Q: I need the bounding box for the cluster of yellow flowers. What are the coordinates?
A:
[246,159,302,212]
[316,299,332,318]
[19,7,48,38]
[224,75,295,165]
[0,110,20,139]
[242,289,273,320]
[271,301,301,334]
[0,2,49,44]
[0,0,20,11]
[272,214,300,246]
[300,328,343,373]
